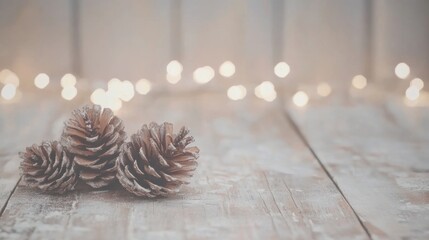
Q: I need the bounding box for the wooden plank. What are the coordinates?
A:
[0,94,74,215]
[282,0,370,88]
[372,0,429,85]
[78,0,171,87]
[180,0,273,90]
[0,0,73,89]
[0,92,368,239]
[286,94,429,239]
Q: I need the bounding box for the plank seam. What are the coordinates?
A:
[0,176,21,217]
[282,110,373,240]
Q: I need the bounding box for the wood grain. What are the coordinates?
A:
[286,95,429,239]
[0,0,73,89]
[0,92,368,239]
[0,94,74,215]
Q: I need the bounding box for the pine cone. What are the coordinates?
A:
[19,141,77,194]
[61,105,126,188]
[117,122,199,197]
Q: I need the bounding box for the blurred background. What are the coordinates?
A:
[0,0,428,107]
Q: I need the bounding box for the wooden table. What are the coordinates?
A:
[0,89,428,239]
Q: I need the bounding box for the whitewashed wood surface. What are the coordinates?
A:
[0,89,428,239]
[287,94,429,240]
[1,0,428,90]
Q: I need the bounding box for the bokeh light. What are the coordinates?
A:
[219,61,236,78]
[60,73,77,88]
[317,82,332,97]
[118,80,135,102]
[254,81,277,102]
[166,73,181,84]
[90,88,107,105]
[274,62,290,78]
[395,63,410,79]
[0,69,19,87]
[166,60,183,76]
[293,91,309,107]
[352,75,367,89]
[405,86,419,101]
[136,79,152,95]
[34,73,50,89]
[193,66,215,84]
[1,83,17,100]
[227,85,247,100]
[410,78,424,90]
[61,86,77,100]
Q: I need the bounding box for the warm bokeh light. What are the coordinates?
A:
[352,75,367,89]
[219,61,236,78]
[119,80,135,102]
[395,62,410,79]
[0,69,19,87]
[1,83,17,100]
[61,86,77,100]
[90,88,107,105]
[193,66,215,84]
[34,73,50,89]
[107,78,122,97]
[136,79,151,95]
[103,91,122,111]
[405,86,420,101]
[166,73,181,84]
[254,81,277,102]
[317,82,332,97]
[410,78,424,90]
[166,60,183,76]
[227,85,247,101]
[274,62,290,78]
[293,91,309,107]
[60,73,77,88]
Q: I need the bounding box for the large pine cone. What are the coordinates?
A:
[61,105,126,188]
[19,141,78,194]
[117,122,199,197]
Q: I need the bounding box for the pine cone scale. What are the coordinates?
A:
[62,105,126,188]
[20,141,78,194]
[117,122,199,197]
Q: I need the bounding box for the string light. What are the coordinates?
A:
[219,61,236,78]
[292,91,309,107]
[274,62,290,78]
[104,91,122,111]
[1,83,17,100]
[395,63,410,79]
[254,81,277,102]
[166,60,183,76]
[90,88,107,105]
[118,80,135,102]
[405,86,419,101]
[410,78,424,90]
[317,82,332,97]
[107,78,122,97]
[135,79,151,95]
[61,86,77,100]
[193,66,215,84]
[227,85,247,100]
[166,73,181,84]
[352,75,367,89]
[0,69,19,87]
[60,73,77,88]
[34,73,50,89]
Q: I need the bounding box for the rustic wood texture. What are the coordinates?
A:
[0,92,369,239]
[0,96,67,214]
[287,94,429,240]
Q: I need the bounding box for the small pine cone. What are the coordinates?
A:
[61,105,126,188]
[117,122,199,197]
[19,141,78,194]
